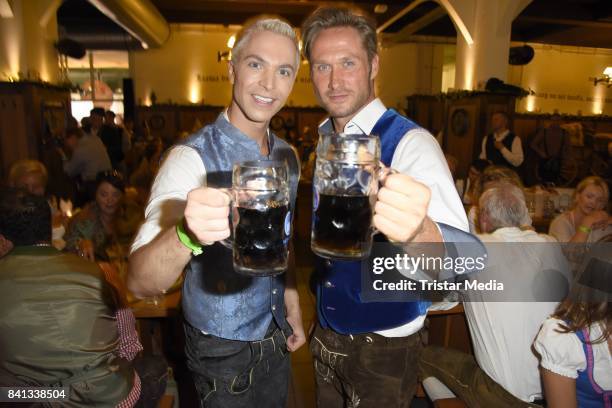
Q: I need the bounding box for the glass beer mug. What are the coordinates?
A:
[311,133,381,260]
[227,160,292,276]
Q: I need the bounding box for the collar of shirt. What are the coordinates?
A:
[223,108,271,138]
[494,129,510,141]
[489,227,545,242]
[318,98,386,135]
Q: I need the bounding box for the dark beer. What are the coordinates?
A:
[312,194,373,259]
[234,205,289,276]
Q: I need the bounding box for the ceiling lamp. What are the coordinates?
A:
[374,4,388,14]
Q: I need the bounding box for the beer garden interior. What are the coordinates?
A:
[0,0,610,407]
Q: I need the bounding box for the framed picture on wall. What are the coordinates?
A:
[41,100,68,144]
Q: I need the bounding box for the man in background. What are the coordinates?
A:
[0,188,139,406]
[63,109,111,204]
[530,113,570,183]
[479,111,524,169]
[420,183,569,407]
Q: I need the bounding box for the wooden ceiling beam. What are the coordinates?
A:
[518,16,612,29]
[389,7,448,43]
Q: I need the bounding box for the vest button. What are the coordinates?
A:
[272,288,278,295]
[325,260,332,268]
[271,305,277,311]
[324,281,334,288]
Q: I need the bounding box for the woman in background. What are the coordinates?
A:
[459,159,490,206]
[65,171,138,261]
[7,159,67,249]
[549,176,611,243]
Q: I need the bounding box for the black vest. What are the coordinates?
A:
[485,131,517,167]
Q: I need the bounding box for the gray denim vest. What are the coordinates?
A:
[181,113,299,341]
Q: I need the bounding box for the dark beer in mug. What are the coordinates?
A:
[312,193,373,259]
[234,204,290,276]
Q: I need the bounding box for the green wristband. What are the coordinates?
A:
[578,225,592,234]
[176,219,203,256]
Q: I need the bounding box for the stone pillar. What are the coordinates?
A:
[446,0,531,90]
[0,0,61,83]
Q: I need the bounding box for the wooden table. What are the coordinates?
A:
[128,290,182,355]
[128,290,182,318]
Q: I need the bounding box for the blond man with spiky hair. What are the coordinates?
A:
[128,17,305,407]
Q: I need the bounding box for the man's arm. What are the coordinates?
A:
[63,146,84,178]
[479,136,487,160]
[375,129,482,280]
[284,240,305,351]
[128,224,192,297]
[500,135,524,166]
[127,147,231,298]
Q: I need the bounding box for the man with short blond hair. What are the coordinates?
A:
[128,17,305,407]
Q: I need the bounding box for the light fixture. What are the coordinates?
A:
[227,35,236,49]
[591,67,612,87]
[374,4,388,14]
[217,50,231,62]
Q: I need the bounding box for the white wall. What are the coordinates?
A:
[129,24,447,109]
[130,24,318,107]
[377,42,445,109]
[508,43,612,115]
[0,0,59,83]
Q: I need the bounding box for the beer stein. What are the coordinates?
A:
[311,133,381,260]
[227,160,291,276]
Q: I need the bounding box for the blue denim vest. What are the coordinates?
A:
[181,113,299,341]
[316,109,432,334]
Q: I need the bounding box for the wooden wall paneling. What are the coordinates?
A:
[270,109,298,141]
[595,121,612,133]
[513,117,539,140]
[137,106,178,145]
[1,95,27,178]
[178,107,222,135]
[446,100,479,179]
[430,99,445,136]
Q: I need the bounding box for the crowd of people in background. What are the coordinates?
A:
[0,7,610,407]
[0,102,610,408]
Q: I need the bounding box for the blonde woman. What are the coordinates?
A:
[7,160,67,249]
[549,176,611,243]
[8,159,48,196]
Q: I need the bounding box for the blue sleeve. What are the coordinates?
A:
[436,222,487,280]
